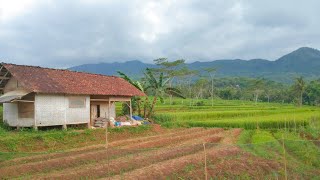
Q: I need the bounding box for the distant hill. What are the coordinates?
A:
[69,47,320,83]
[69,60,155,78]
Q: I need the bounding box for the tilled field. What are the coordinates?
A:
[0,128,280,179]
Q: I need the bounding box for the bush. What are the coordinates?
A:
[172,101,178,105]
[121,97,138,115]
[195,101,205,106]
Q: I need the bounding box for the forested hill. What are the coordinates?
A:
[69,47,320,83]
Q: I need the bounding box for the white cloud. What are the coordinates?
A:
[0,0,319,67]
[0,0,37,22]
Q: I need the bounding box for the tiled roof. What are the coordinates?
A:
[2,63,145,96]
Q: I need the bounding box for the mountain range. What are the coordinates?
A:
[69,47,320,83]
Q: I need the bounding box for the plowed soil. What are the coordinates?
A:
[0,127,281,179]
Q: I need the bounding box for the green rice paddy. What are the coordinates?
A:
[152,98,320,130]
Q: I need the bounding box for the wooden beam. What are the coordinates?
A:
[3,71,9,77]
[0,77,10,80]
[109,96,131,102]
[0,71,9,84]
[12,100,35,103]
[0,66,3,73]
[90,99,109,102]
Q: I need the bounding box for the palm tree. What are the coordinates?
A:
[293,76,306,107]
[144,68,185,117]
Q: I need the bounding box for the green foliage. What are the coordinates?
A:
[195,101,205,106]
[121,99,137,115]
[153,114,173,124]
[0,123,153,161]
[274,131,320,168]
[183,164,195,173]
[305,79,320,106]
[144,68,185,117]
[153,98,320,130]
[237,129,320,176]
[292,76,306,106]
[237,130,254,144]
[117,71,145,92]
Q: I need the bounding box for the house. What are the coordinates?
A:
[0,63,145,129]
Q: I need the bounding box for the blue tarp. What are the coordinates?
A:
[132,115,144,121]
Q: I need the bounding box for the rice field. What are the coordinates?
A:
[152,98,320,130]
[1,99,319,179]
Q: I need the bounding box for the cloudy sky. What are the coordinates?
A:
[0,0,319,68]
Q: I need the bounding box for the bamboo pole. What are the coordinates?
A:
[282,134,287,180]
[203,143,208,180]
[129,100,133,122]
[106,99,111,149]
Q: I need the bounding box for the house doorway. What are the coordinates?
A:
[90,104,101,120]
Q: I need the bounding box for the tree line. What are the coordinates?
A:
[118,59,320,117]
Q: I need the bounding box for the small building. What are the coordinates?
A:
[0,63,144,129]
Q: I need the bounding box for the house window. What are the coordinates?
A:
[69,97,86,108]
[18,102,34,118]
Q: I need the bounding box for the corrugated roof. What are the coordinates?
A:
[2,63,145,97]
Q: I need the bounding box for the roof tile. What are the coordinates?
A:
[2,63,145,97]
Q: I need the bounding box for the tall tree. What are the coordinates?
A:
[293,76,306,107]
[251,79,265,104]
[305,79,320,106]
[152,58,187,105]
[203,67,216,106]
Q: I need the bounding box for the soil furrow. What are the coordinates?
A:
[108,146,241,180]
[110,127,203,147]
[0,128,198,168]
[107,129,243,180]
[121,128,221,149]
[38,143,218,179]
[0,128,219,178]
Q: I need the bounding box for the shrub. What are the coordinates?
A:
[195,101,205,106]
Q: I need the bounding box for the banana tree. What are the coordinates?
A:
[144,68,185,117]
[117,71,146,116]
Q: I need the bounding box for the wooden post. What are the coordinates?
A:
[108,100,111,121]
[106,100,110,149]
[62,124,67,130]
[282,134,287,180]
[34,97,37,131]
[203,142,208,180]
[294,114,296,134]
[129,100,133,121]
